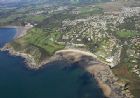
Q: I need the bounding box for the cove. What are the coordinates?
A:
[0,28,16,47]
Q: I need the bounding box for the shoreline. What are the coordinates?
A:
[0,44,62,69]
[0,45,48,69]
[0,47,133,98]
[0,25,33,39]
[55,49,133,98]
[0,26,134,98]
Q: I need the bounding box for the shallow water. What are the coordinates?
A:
[0,28,104,98]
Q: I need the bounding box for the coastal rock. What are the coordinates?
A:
[0,47,134,98]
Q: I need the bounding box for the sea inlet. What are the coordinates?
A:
[0,28,104,98]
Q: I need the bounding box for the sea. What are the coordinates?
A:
[0,28,104,98]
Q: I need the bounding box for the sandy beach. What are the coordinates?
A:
[0,25,33,39]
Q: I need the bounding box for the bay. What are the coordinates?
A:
[0,28,104,98]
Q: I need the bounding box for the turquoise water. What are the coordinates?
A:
[0,28,104,98]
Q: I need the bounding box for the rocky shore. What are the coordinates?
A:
[0,46,134,98]
[0,45,59,69]
[1,45,39,69]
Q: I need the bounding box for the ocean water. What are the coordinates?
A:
[0,28,16,47]
[0,28,104,98]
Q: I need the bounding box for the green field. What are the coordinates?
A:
[23,15,47,22]
[10,28,65,63]
[116,30,139,38]
[78,6,103,14]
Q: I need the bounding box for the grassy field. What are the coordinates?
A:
[116,30,139,38]
[10,28,65,63]
[24,28,64,54]
[23,15,47,22]
[78,6,103,14]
